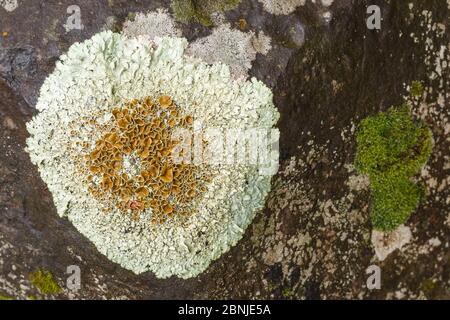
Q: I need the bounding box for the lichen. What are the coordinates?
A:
[186,23,271,79]
[355,106,433,231]
[257,0,306,15]
[371,225,412,261]
[29,269,62,296]
[257,0,334,15]
[122,9,182,40]
[123,10,272,80]
[26,31,279,279]
[83,95,210,224]
[0,0,18,12]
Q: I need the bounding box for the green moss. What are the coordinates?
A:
[30,269,62,296]
[355,106,433,231]
[282,287,294,298]
[171,0,241,26]
[0,295,12,300]
[410,81,424,97]
[420,278,437,298]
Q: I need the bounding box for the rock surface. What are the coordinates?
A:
[0,0,449,299]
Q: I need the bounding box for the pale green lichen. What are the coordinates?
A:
[186,23,271,79]
[123,9,182,39]
[26,31,279,279]
[257,0,306,15]
[123,11,272,79]
[0,0,18,12]
[257,0,334,16]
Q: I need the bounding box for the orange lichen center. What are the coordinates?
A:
[85,95,207,224]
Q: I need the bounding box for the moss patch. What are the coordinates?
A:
[30,269,62,296]
[355,106,433,231]
[171,0,241,26]
[281,287,294,299]
[0,295,12,300]
[420,278,438,298]
[410,80,424,97]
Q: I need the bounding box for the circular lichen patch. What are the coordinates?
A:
[26,31,279,278]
